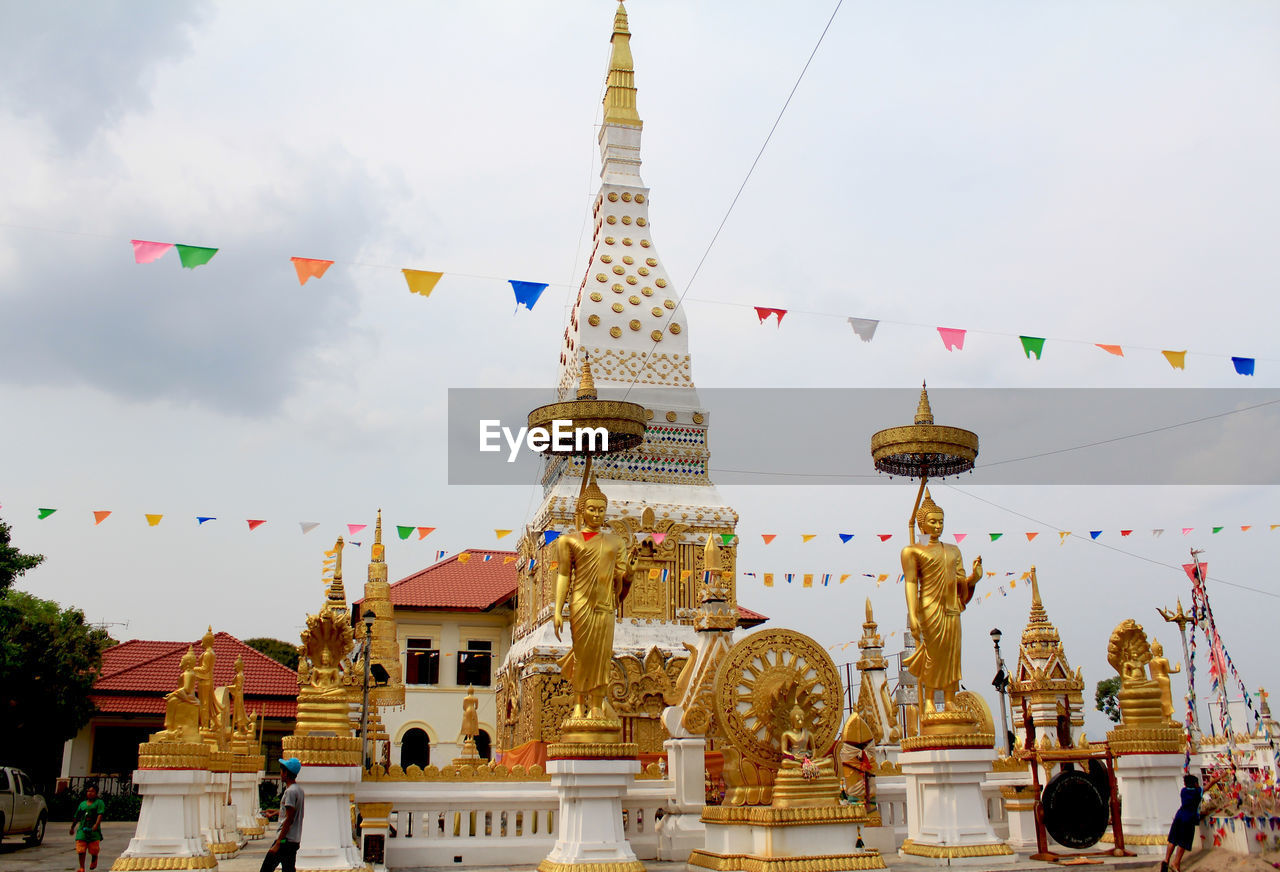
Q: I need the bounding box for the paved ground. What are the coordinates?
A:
[0,823,1174,872]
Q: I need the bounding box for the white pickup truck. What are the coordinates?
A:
[0,766,48,846]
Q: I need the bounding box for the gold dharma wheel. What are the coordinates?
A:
[712,629,843,771]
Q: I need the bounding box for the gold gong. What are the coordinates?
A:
[712,629,843,771]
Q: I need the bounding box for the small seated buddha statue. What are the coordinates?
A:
[152,647,202,743]
[773,705,840,808]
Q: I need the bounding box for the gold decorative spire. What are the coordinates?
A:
[1027,565,1047,623]
[603,2,642,128]
[914,381,934,425]
[371,508,385,564]
[577,354,597,400]
[325,537,347,612]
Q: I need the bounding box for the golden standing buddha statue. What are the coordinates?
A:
[552,477,638,745]
[1149,640,1182,721]
[900,490,982,723]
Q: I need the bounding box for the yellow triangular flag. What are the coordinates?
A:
[403,269,444,297]
[1059,531,1071,544]
[803,573,813,587]
[840,574,850,584]
[458,552,472,564]
[145,513,163,527]
[764,573,774,587]
[877,574,888,583]
[504,555,516,564]
[1162,349,1187,370]
[324,549,337,557]
[801,534,817,543]
[495,529,512,539]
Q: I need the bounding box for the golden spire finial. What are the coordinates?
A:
[325,536,348,610]
[603,2,642,128]
[372,509,385,563]
[577,353,597,400]
[865,597,874,625]
[704,533,722,571]
[914,380,934,425]
[1030,565,1041,608]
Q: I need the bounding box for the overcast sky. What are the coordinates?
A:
[2,1,1277,740]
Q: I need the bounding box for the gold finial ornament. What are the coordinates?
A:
[371,508,385,563]
[914,381,934,425]
[603,3,642,128]
[576,354,597,400]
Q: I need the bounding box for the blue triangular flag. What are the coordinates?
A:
[510,280,549,311]
[838,533,854,543]
[1232,356,1256,376]
[1090,530,1102,539]
[197,516,216,525]
[543,530,562,546]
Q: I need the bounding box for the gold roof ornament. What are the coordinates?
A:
[576,354,597,400]
[603,2,642,128]
[362,510,405,709]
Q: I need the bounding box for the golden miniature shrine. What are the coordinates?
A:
[1007,566,1086,748]
[1105,619,1185,754]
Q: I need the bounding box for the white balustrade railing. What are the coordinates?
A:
[356,777,674,868]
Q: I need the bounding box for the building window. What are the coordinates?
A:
[401,728,430,769]
[457,640,493,687]
[405,638,440,686]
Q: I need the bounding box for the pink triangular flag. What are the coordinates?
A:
[937,327,967,351]
[651,532,667,545]
[953,533,967,543]
[247,519,266,531]
[348,523,367,535]
[131,239,173,264]
[1182,527,1194,535]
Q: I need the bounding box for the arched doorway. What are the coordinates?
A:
[401,728,430,769]
[475,729,491,761]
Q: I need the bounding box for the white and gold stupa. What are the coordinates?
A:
[496,2,743,756]
[1008,566,1085,748]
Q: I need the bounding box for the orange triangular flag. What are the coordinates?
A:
[1162,349,1187,370]
[417,527,435,540]
[247,519,266,531]
[761,534,776,544]
[291,257,334,285]
[1025,531,1039,541]
[145,513,163,527]
[1241,525,1251,532]
[93,510,111,525]
[504,555,516,564]
[1096,344,1124,357]
[801,534,816,543]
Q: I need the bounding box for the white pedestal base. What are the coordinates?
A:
[296,764,365,871]
[538,757,643,872]
[231,771,264,839]
[112,768,217,870]
[199,773,241,858]
[657,734,707,861]
[1108,753,1182,854]
[691,806,885,872]
[899,748,1014,866]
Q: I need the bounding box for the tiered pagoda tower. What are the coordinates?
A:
[1008,567,1085,748]
[496,2,741,756]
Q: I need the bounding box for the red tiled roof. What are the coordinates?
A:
[95,632,298,698]
[89,694,297,718]
[380,549,770,627]
[381,551,519,611]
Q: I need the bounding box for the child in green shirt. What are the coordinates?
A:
[71,784,106,872]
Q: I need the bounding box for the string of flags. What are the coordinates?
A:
[748,306,1263,375]
[19,506,1280,543]
[130,239,549,311]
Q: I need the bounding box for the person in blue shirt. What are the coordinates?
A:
[260,758,305,872]
[1163,773,1202,872]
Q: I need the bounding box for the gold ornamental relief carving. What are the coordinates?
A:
[110,857,219,871]
[688,853,886,872]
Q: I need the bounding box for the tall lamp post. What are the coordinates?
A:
[359,608,376,768]
[990,628,1010,755]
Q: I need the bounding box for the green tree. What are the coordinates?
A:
[1095,676,1122,723]
[245,637,299,671]
[0,515,44,592]
[0,591,115,781]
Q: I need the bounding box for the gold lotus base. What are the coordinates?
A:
[1100,832,1167,846]
[702,804,872,828]
[208,840,240,856]
[537,861,646,872]
[901,731,995,751]
[136,741,211,770]
[771,762,841,809]
[689,850,886,872]
[558,714,624,744]
[282,733,362,766]
[111,856,218,871]
[547,742,640,759]
[900,839,1014,859]
[1106,724,1185,755]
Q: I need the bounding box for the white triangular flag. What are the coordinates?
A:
[1152,528,1164,537]
[300,521,320,534]
[848,317,879,342]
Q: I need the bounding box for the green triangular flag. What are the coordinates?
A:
[397,525,414,540]
[175,245,218,269]
[720,533,735,545]
[989,532,1003,541]
[37,507,57,519]
[1212,526,1223,534]
[1019,336,1046,360]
